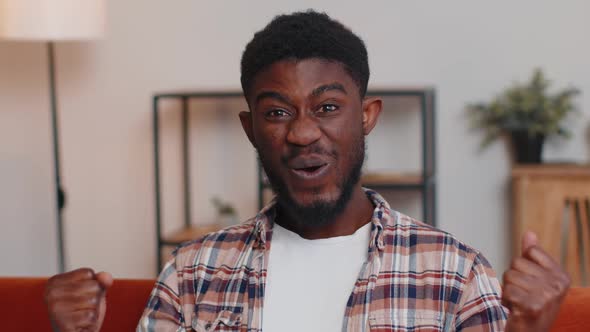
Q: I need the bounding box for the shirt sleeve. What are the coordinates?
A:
[137,257,186,332]
[455,252,508,331]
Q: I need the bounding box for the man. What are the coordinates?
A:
[45,11,570,332]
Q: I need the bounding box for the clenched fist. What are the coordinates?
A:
[44,268,113,332]
[503,231,571,332]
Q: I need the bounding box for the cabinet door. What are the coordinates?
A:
[513,173,590,286]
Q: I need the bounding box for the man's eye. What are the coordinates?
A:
[319,104,339,113]
[266,109,290,118]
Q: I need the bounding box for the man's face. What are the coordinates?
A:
[240,58,377,225]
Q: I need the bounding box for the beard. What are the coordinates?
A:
[258,131,366,229]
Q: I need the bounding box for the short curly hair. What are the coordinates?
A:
[240,10,370,99]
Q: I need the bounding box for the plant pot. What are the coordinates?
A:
[510,130,545,164]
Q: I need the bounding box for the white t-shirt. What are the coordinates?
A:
[262,222,372,332]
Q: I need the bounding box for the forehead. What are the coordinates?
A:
[247,58,360,103]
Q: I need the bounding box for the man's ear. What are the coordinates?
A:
[361,97,382,135]
[239,111,257,148]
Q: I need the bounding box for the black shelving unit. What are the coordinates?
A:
[152,91,244,273]
[152,88,435,274]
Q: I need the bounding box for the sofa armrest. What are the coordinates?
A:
[0,277,155,332]
[551,287,590,332]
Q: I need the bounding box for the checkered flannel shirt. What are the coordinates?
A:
[137,189,507,331]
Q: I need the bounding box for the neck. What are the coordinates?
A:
[275,185,374,239]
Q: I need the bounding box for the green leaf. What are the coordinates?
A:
[465,68,580,148]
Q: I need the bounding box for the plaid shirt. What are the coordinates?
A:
[138,189,507,331]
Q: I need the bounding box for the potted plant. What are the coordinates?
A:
[468,69,580,163]
[211,197,237,226]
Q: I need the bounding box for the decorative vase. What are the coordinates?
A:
[510,130,545,164]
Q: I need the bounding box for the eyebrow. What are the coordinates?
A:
[310,83,347,98]
[254,91,292,107]
[253,83,348,107]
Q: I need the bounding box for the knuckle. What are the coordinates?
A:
[78,279,101,293]
[76,268,96,279]
[44,287,62,304]
[527,302,544,317]
[511,257,525,270]
[547,276,567,295]
[84,309,98,323]
[542,288,552,302]
[45,276,61,291]
[87,281,102,294]
[509,258,519,270]
[503,270,522,285]
[551,280,564,294]
[502,284,517,300]
[86,295,99,306]
[47,272,68,282]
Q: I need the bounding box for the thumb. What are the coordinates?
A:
[521,231,538,255]
[95,271,113,290]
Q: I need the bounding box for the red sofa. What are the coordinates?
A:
[0,277,154,331]
[0,277,588,331]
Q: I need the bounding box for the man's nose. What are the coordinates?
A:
[286,113,321,146]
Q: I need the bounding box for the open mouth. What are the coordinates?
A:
[298,165,323,173]
[291,163,329,179]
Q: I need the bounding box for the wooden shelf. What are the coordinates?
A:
[161,224,223,245]
[512,164,590,178]
[361,172,424,187]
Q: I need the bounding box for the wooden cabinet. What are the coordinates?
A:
[512,165,590,286]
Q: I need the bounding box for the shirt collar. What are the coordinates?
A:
[252,197,277,249]
[365,188,395,252]
[252,188,396,251]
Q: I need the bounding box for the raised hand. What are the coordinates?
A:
[503,231,571,332]
[44,268,113,332]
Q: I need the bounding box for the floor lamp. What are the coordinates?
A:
[0,0,105,272]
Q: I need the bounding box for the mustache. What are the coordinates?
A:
[280,144,338,164]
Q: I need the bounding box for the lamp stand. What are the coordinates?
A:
[48,41,66,273]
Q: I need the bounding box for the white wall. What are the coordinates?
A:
[1,0,589,278]
[0,43,58,276]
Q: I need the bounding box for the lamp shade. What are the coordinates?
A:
[0,0,105,40]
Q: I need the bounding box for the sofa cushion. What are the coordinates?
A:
[0,277,154,332]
